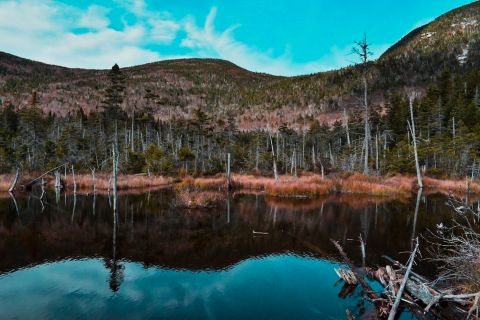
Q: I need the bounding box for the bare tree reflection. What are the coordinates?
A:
[9,191,20,216]
[411,188,423,250]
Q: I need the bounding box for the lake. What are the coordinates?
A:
[0,189,455,319]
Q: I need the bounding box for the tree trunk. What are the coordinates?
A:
[71,164,77,193]
[388,238,419,320]
[268,129,279,181]
[344,108,351,146]
[409,96,423,188]
[91,168,96,194]
[8,167,20,192]
[227,153,232,189]
[363,75,369,175]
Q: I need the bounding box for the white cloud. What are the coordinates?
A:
[149,19,180,42]
[0,0,178,69]
[78,5,111,30]
[0,1,390,75]
[0,0,68,33]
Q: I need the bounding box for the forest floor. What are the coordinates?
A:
[0,172,477,199]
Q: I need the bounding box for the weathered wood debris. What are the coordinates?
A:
[331,237,480,320]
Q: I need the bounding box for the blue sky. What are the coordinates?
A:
[0,0,475,75]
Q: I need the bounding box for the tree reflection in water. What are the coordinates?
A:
[0,189,455,278]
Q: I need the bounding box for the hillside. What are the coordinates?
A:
[0,1,479,130]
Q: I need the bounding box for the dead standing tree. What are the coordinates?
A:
[352,34,373,175]
[267,127,279,181]
[407,94,423,188]
[8,166,20,192]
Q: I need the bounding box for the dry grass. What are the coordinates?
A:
[232,173,412,197]
[169,173,480,198]
[423,176,479,195]
[336,173,414,196]
[60,174,172,191]
[0,173,36,192]
[174,190,224,209]
[176,175,226,191]
[264,175,336,197]
[0,175,13,192]
[1,170,477,198]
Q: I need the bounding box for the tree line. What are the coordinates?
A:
[0,64,479,178]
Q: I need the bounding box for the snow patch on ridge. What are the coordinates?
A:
[457,47,469,64]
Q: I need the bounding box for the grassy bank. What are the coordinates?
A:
[1,171,477,198]
[0,173,172,193]
[177,173,478,197]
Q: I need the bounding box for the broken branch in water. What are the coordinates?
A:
[330,239,387,310]
[252,230,269,235]
[388,237,419,320]
[334,268,357,285]
[332,236,479,319]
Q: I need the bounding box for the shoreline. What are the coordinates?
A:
[1,172,477,199]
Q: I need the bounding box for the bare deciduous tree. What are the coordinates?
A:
[352,34,372,175]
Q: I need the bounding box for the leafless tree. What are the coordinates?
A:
[352,33,373,175]
[407,95,423,188]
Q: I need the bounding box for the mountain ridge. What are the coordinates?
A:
[0,1,479,129]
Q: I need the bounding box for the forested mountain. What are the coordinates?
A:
[0,2,479,178]
[1,1,479,130]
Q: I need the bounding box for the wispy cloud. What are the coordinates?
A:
[0,1,391,75]
[180,7,391,76]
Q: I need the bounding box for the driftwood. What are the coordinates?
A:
[334,268,357,285]
[382,255,429,284]
[331,240,376,300]
[332,237,479,319]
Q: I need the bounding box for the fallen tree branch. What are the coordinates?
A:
[388,237,419,320]
[25,163,68,187]
[330,239,383,303]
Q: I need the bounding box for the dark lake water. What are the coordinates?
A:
[0,189,457,319]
